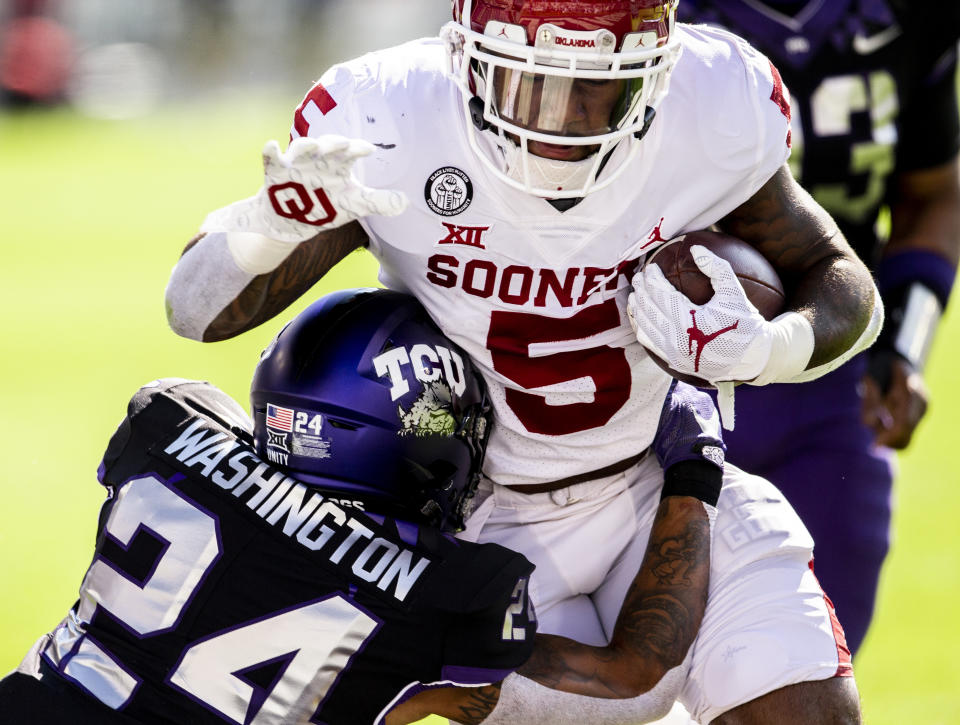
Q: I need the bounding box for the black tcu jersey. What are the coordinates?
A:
[679,0,960,266]
[6,380,535,725]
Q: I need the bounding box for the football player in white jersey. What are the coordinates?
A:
[165,1,878,722]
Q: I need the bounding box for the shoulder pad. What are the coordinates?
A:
[675,24,791,173]
[99,379,251,486]
[291,40,448,190]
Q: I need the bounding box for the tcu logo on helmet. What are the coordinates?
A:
[373,344,467,402]
[267,181,337,226]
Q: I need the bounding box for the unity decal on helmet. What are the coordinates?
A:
[265,403,331,465]
[425,166,473,216]
[398,382,457,438]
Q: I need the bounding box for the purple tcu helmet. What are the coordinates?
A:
[250,288,491,532]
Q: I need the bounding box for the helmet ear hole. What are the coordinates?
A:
[326,418,360,431]
[428,460,459,487]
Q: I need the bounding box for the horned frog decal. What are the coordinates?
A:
[398,381,456,437]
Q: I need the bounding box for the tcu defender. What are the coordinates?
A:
[165,1,879,722]
[0,289,722,724]
[1,290,534,725]
[679,0,960,654]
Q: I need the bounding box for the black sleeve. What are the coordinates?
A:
[430,543,536,683]
[442,560,536,683]
[897,42,960,172]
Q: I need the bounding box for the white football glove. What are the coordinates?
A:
[627,244,814,386]
[201,135,408,244]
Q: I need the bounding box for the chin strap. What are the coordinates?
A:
[468,96,490,131]
[634,106,657,140]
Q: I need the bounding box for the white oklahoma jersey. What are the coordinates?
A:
[290,24,791,487]
[287,27,853,721]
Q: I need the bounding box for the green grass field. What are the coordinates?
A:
[1,99,958,724]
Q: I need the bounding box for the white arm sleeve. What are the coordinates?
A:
[164,232,264,341]
[476,668,685,725]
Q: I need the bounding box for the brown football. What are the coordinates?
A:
[642,229,786,387]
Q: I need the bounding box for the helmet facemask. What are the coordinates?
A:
[406,383,492,530]
[445,0,682,198]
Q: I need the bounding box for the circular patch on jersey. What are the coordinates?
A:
[425,166,473,216]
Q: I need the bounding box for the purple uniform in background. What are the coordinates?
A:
[679,0,960,654]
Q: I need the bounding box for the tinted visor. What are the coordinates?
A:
[490,67,642,137]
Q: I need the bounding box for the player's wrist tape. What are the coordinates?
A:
[749,311,815,386]
[873,282,943,371]
[661,460,722,507]
[874,250,954,373]
[199,196,302,275]
[775,283,885,385]
[225,230,299,275]
[876,249,956,307]
[482,670,685,725]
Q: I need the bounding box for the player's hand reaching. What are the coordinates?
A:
[628,244,783,385]
[201,135,409,244]
[861,353,929,449]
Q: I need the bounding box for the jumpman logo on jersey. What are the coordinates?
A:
[687,309,739,372]
[640,217,668,250]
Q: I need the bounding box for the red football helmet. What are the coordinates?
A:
[444,0,681,197]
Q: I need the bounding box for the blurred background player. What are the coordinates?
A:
[679,0,960,655]
[0,0,74,107]
[165,0,871,720]
[0,288,716,725]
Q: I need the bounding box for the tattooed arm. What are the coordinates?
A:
[517,496,709,697]
[718,164,878,368]
[383,684,502,725]
[165,222,369,342]
[383,495,711,724]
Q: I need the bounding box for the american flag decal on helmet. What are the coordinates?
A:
[266,404,294,431]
